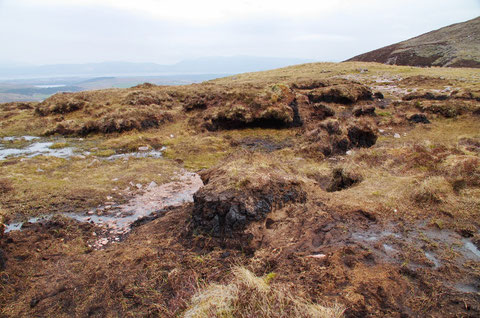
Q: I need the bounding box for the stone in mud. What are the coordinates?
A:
[192,157,306,236]
[147,181,158,189]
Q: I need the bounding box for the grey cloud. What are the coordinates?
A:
[0,0,478,65]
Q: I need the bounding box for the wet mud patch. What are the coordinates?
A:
[0,135,168,161]
[267,207,480,303]
[0,137,75,160]
[69,170,202,248]
[4,170,203,249]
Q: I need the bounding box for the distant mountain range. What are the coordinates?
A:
[0,56,313,79]
[347,16,480,68]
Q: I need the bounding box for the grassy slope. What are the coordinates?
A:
[347,16,480,67]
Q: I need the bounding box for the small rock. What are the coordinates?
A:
[106,196,113,200]
[394,133,401,139]
[147,181,158,189]
[307,254,326,259]
[170,134,174,138]
[136,183,143,189]
[87,210,94,215]
[138,146,149,151]
[379,129,385,133]
[129,182,135,187]
[346,150,353,156]
[112,178,119,182]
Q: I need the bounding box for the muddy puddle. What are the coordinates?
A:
[4,215,53,233]
[5,170,203,249]
[0,138,75,160]
[347,224,479,273]
[0,136,166,161]
[103,147,166,161]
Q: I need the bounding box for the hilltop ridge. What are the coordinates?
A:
[347,16,480,68]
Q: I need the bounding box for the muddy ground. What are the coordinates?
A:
[0,62,480,317]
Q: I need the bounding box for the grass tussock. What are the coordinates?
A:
[411,176,453,204]
[0,178,14,195]
[184,267,344,318]
[441,155,480,191]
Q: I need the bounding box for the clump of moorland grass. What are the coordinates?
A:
[305,118,378,157]
[440,155,480,191]
[183,266,344,318]
[48,142,69,149]
[123,90,173,107]
[35,94,88,116]
[0,178,13,195]
[45,107,174,136]
[411,176,453,204]
[306,83,372,104]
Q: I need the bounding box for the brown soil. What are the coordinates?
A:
[2,187,479,317]
[1,62,480,317]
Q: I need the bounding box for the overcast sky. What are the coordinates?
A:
[0,0,478,65]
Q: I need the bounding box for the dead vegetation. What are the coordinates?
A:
[45,107,174,136]
[1,62,480,317]
[184,266,344,318]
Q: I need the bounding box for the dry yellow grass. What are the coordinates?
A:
[184,267,344,318]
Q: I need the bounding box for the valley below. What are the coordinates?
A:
[0,62,479,317]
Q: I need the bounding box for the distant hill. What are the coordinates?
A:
[0,56,313,79]
[347,16,480,68]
